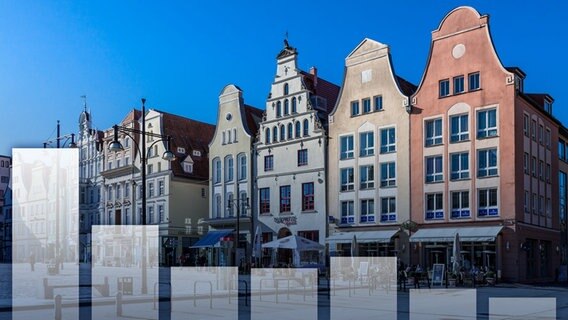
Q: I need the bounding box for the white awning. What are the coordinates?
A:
[326,229,399,245]
[409,226,503,243]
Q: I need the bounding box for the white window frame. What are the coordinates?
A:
[340,135,354,160]
[340,167,354,192]
[478,188,498,217]
[380,197,396,223]
[451,191,470,219]
[450,152,469,180]
[340,200,354,224]
[360,165,375,189]
[360,199,375,223]
[380,162,396,187]
[380,127,396,153]
[425,156,443,183]
[478,148,498,177]
[425,118,443,146]
[360,131,374,157]
[450,114,469,142]
[477,108,497,138]
[425,193,444,220]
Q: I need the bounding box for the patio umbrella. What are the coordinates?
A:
[252,225,262,262]
[452,232,462,273]
[262,235,324,251]
[351,234,358,257]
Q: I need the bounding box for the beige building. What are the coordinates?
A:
[327,39,415,263]
[206,84,262,266]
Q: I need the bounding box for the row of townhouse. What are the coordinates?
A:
[204,6,566,282]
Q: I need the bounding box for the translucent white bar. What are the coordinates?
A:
[251,268,318,320]
[170,267,238,319]
[92,225,159,319]
[410,289,476,320]
[330,257,397,320]
[12,149,79,319]
[489,297,556,320]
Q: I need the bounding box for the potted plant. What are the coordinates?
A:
[485,271,496,286]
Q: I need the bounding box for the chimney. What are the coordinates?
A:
[310,66,318,88]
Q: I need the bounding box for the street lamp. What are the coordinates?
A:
[108,98,175,294]
[227,196,249,270]
[43,120,77,274]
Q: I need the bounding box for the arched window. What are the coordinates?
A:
[265,128,271,144]
[292,97,297,113]
[280,125,286,141]
[284,83,289,95]
[212,158,221,184]
[303,119,309,136]
[284,99,289,115]
[227,193,234,217]
[287,123,293,140]
[276,101,282,118]
[237,153,247,181]
[273,127,278,142]
[295,121,301,138]
[224,156,234,182]
[214,194,222,218]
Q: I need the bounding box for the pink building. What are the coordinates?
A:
[409,6,561,282]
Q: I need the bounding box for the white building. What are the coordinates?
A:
[207,84,263,266]
[254,41,339,266]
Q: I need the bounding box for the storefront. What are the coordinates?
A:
[326,229,407,264]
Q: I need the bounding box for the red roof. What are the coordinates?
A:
[299,70,340,114]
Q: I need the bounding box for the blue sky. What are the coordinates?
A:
[1,1,566,156]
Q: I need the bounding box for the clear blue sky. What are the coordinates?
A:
[1,1,567,156]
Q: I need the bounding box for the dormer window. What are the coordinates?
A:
[183,162,193,173]
[177,147,186,154]
[544,100,553,114]
[192,150,201,157]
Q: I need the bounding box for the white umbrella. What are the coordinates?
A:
[452,232,462,273]
[351,234,358,257]
[252,225,262,260]
[262,235,324,251]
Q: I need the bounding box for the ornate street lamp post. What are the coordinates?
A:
[108,98,175,294]
[227,196,249,270]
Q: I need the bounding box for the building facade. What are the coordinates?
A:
[327,39,415,264]
[0,155,11,262]
[254,42,339,266]
[207,84,262,266]
[408,6,561,282]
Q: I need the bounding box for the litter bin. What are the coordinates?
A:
[117,277,133,295]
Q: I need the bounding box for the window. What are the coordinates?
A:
[340,135,354,160]
[380,162,396,187]
[273,127,278,142]
[380,197,396,222]
[225,156,234,182]
[363,98,371,113]
[380,127,396,153]
[227,193,234,217]
[468,72,480,91]
[532,156,537,177]
[425,193,444,220]
[351,101,360,116]
[303,119,309,136]
[239,192,248,215]
[158,180,164,196]
[425,118,443,146]
[539,160,544,180]
[477,109,497,138]
[439,79,450,97]
[276,101,282,117]
[523,114,529,136]
[213,158,221,183]
[238,154,247,180]
[374,95,383,111]
[531,120,536,140]
[280,125,285,141]
[360,132,374,156]
[426,156,443,183]
[147,164,153,174]
[287,123,293,140]
[158,205,164,222]
[360,199,375,223]
[450,114,469,142]
[545,129,551,147]
[546,163,551,182]
[523,153,529,174]
[148,182,154,197]
[284,99,289,115]
[125,183,130,198]
[451,191,470,218]
[478,148,498,177]
[532,193,537,214]
[283,83,289,95]
[340,201,354,224]
[297,149,308,166]
[292,97,297,113]
[560,140,566,161]
[265,128,271,144]
[360,165,375,189]
[450,152,469,180]
[478,188,498,217]
[295,121,301,138]
[453,75,464,94]
[539,195,544,215]
[539,125,544,144]
[302,183,314,211]
[259,188,270,214]
[264,155,274,171]
[183,162,193,173]
[280,186,291,213]
[340,168,354,191]
[524,191,530,213]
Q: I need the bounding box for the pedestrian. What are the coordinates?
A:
[29,252,35,272]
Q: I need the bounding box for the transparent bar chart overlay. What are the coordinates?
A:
[171,267,238,319]
[330,257,397,320]
[12,149,79,320]
[489,297,556,320]
[410,288,476,320]
[251,268,318,320]
[92,225,159,320]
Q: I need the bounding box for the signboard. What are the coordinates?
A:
[432,263,445,286]
[274,216,297,226]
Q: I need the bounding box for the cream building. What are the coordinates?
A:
[254,41,339,266]
[327,39,415,263]
[206,84,262,266]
